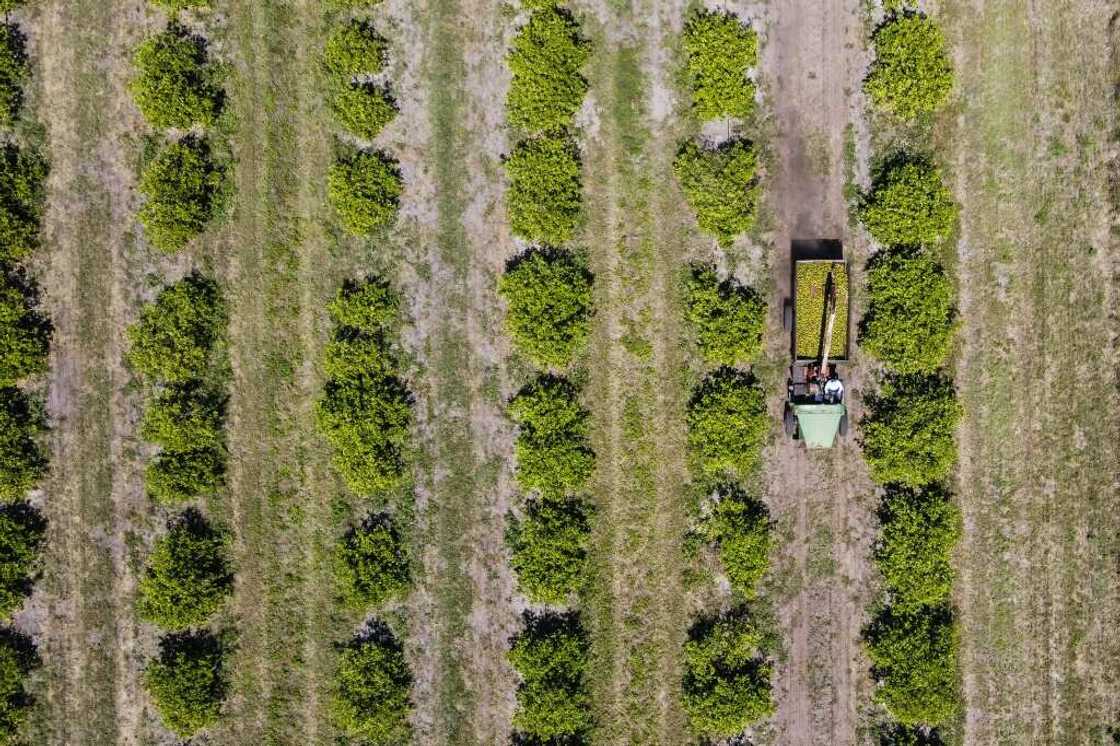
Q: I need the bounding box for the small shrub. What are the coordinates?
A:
[327,276,398,333]
[0,503,44,620]
[138,509,232,631]
[0,1,25,12]
[507,5,590,133]
[686,367,768,480]
[860,247,955,374]
[859,156,957,247]
[675,138,760,247]
[130,23,223,129]
[861,373,961,488]
[499,247,593,369]
[328,150,402,236]
[127,272,226,384]
[0,271,50,386]
[323,21,395,140]
[139,382,225,454]
[150,0,214,12]
[508,374,594,498]
[682,9,758,120]
[705,486,770,597]
[866,604,958,726]
[865,13,953,120]
[505,135,582,245]
[0,630,36,744]
[0,144,46,264]
[682,611,772,737]
[508,611,592,740]
[331,626,412,745]
[508,495,591,605]
[145,447,225,505]
[0,25,28,129]
[138,136,226,253]
[875,485,960,609]
[685,264,765,367]
[317,375,411,496]
[0,388,44,504]
[144,631,227,738]
[334,514,410,609]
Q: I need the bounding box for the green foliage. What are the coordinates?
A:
[0,144,46,264]
[508,611,592,740]
[674,138,760,247]
[0,503,44,620]
[317,278,412,497]
[682,611,772,737]
[865,13,953,120]
[859,156,957,247]
[685,264,765,367]
[0,1,25,12]
[331,626,413,745]
[323,21,396,140]
[506,5,589,133]
[139,382,225,454]
[682,9,758,121]
[130,23,223,129]
[686,368,768,480]
[508,494,591,605]
[860,247,956,374]
[327,150,402,235]
[508,374,593,499]
[0,271,50,387]
[875,485,960,609]
[149,0,214,12]
[505,134,582,245]
[704,486,770,597]
[138,136,226,253]
[138,510,232,631]
[0,25,27,130]
[861,373,961,488]
[499,247,593,369]
[145,448,225,505]
[0,388,44,504]
[334,514,410,609]
[144,632,227,738]
[127,273,226,384]
[0,630,36,744]
[866,604,958,726]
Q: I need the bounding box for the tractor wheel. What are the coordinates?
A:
[839,413,848,436]
[784,407,796,437]
[783,299,793,331]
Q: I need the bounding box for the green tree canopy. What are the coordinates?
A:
[130,23,223,129]
[145,447,225,505]
[0,630,36,745]
[127,272,226,384]
[508,611,592,741]
[331,626,413,745]
[508,494,591,605]
[675,138,760,247]
[865,13,953,120]
[859,156,957,247]
[860,247,956,374]
[0,271,50,387]
[0,144,46,264]
[144,632,227,738]
[149,0,213,12]
[138,136,226,253]
[328,276,398,334]
[322,20,395,140]
[0,388,45,504]
[0,503,44,620]
[334,514,410,609]
[682,611,772,737]
[705,486,771,598]
[861,373,961,488]
[875,485,960,609]
[686,367,768,480]
[139,382,226,454]
[682,9,758,121]
[138,510,232,631]
[866,604,958,727]
[499,247,593,369]
[505,134,582,245]
[327,150,402,236]
[506,5,590,134]
[0,25,28,129]
[508,374,594,499]
[685,264,765,367]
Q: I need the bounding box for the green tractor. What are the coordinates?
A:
[782,242,850,449]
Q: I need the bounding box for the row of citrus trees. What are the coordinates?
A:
[127,0,234,738]
[675,11,774,742]
[314,2,414,744]
[0,0,51,739]
[857,3,961,741]
[497,0,596,741]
